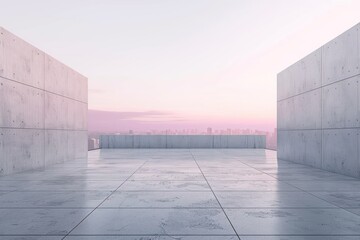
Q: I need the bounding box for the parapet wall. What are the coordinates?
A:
[100,135,266,149]
[277,23,360,178]
[0,27,88,175]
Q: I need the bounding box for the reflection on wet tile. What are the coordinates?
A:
[216,192,335,208]
[119,180,210,191]
[210,180,298,192]
[226,208,360,235]
[269,172,358,181]
[65,237,238,240]
[310,192,360,208]
[0,191,11,196]
[0,209,91,235]
[346,208,360,216]
[241,237,360,240]
[0,237,63,240]
[24,180,123,191]
[205,173,276,181]
[1,148,360,238]
[101,191,219,208]
[129,173,205,181]
[0,191,110,208]
[287,181,360,192]
[137,167,201,174]
[71,209,236,235]
[0,181,27,191]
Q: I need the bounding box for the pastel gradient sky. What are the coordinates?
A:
[1,0,360,132]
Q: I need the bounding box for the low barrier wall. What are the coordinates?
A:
[99,135,266,149]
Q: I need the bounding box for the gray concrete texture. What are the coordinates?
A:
[1,149,360,238]
[100,135,266,149]
[0,27,88,175]
[277,23,360,178]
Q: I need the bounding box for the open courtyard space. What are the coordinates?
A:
[0,149,359,239]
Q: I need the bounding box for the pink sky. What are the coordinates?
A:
[1,0,360,132]
[88,109,275,133]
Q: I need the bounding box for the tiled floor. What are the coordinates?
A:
[0,149,360,240]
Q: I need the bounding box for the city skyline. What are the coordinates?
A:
[88,125,278,150]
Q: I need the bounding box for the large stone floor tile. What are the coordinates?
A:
[142,163,199,168]
[70,209,236,235]
[216,192,335,208]
[0,209,91,235]
[129,173,205,181]
[0,237,63,240]
[47,174,131,181]
[310,192,360,208]
[205,173,276,181]
[225,208,360,235]
[0,181,28,191]
[198,163,250,169]
[240,237,360,240]
[0,191,10,196]
[0,191,110,208]
[209,180,299,192]
[118,180,210,191]
[346,208,360,216]
[24,180,123,191]
[100,191,219,208]
[200,168,262,174]
[269,172,357,181]
[136,168,201,174]
[286,181,360,191]
[65,236,239,240]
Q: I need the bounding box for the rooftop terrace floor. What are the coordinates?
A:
[0,149,360,239]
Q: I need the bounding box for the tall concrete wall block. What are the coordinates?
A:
[0,27,88,176]
[278,23,360,178]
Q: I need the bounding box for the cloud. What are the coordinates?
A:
[88,109,185,132]
[88,109,174,120]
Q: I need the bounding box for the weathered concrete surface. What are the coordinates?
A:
[0,27,88,175]
[277,23,360,178]
[1,149,360,237]
[100,135,266,149]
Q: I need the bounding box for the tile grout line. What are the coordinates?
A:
[60,160,148,240]
[3,234,360,237]
[189,149,242,240]
[220,150,360,218]
[0,207,355,210]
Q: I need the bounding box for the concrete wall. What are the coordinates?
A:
[0,27,88,175]
[277,23,360,178]
[100,135,266,149]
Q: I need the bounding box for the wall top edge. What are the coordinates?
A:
[277,47,322,78]
[277,22,360,77]
[0,26,87,81]
[100,135,266,137]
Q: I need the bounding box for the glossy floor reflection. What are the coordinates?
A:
[0,149,360,239]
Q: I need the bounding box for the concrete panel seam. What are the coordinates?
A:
[320,45,324,170]
[0,76,88,104]
[277,72,360,102]
[358,25,360,177]
[278,127,360,131]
